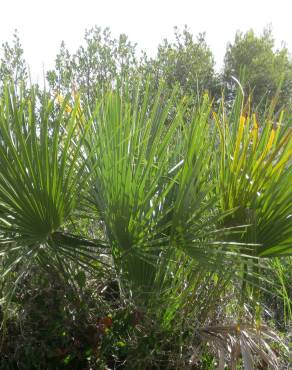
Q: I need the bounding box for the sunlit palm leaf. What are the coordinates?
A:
[0,86,106,296]
[214,91,292,257]
[85,81,255,301]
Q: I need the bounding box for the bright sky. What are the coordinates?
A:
[1,0,291,82]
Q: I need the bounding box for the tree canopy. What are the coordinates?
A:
[223,27,292,109]
[143,26,219,99]
[2,26,292,111]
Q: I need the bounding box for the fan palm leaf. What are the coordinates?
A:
[0,86,107,307]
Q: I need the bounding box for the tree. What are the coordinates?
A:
[0,30,28,87]
[142,26,219,101]
[46,41,74,95]
[47,27,138,105]
[223,27,292,109]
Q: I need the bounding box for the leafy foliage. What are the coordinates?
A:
[223,27,292,109]
[47,27,137,106]
[0,86,108,313]
[0,25,291,369]
[0,31,28,88]
[143,26,219,100]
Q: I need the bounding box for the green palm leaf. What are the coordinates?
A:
[0,85,106,300]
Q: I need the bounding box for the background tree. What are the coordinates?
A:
[142,26,220,101]
[46,41,73,95]
[47,27,138,105]
[0,30,28,88]
[223,27,292,109]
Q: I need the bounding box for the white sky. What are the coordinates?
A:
[1,0,292,82]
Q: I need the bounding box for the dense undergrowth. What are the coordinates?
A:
[0,80,291,369]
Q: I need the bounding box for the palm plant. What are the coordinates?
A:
[214,91,292,256]
[214,90,292,316]
[85,82,246,301]
[0,80,291,368]
[0,85,107,312]
[83,82,291,367]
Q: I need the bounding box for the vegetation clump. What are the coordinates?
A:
[0,26,291,369]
